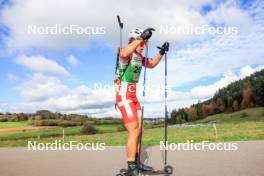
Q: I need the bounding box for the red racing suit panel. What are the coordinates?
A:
[116,82,141,124]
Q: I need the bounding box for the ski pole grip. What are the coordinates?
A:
[117,15,123,29]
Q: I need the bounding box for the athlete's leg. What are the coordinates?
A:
[118,105,140,175]
[134,101,154,172]
[124,121,139,161]
[116,96,140,162]
[116,83,142,174]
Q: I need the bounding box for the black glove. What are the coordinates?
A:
[158,42,170,55]
[141,28,155,40]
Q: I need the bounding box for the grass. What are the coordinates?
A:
[0,107,263,147]
[0,121,29,128]
[0,126,81,140]
[0,124,122,141]
[95,124,123,133]
[192,107,264,124]
[1,121,263,147]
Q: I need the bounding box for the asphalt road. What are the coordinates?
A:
[0,141,263,176]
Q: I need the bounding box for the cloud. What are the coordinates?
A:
[66,55,79,67]
[10,65,264,117]
[0,0,220,50]
[190,65,264,99]
[0,102,8,113]
[7,73,18,82]
[19,73,69,102]
[16,55,70,77]
[205,1,252,28]
[15,74,115,114]
[138,65,264,117]
[46,85,114,111]
[146,1,264,88]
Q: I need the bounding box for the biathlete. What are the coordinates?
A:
[114,27,169,176]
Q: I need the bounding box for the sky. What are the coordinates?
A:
[0,0,263,118]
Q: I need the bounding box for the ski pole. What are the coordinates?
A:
[138,40,149,167]
[115,16,124,109]
[164,51,168,166]
[157,44,168,166]
[115,15,123,75]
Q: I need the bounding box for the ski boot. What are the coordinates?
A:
[116,162,139,176]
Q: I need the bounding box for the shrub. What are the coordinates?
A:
[81,123,97,135]
[29,120,59,126]
[0,118,8,122]
[58,120,82,127]
[240,112,248,118]
[117,124,126,131]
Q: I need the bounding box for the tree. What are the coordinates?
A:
[170,110,178,124]
[232,100,239,111]
[241,80,252,109]
[216,98,225,112]
[185,107,198,121]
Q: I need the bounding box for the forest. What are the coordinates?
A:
[170,69,264,124]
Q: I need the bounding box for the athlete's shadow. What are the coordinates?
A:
[140,146,152,164]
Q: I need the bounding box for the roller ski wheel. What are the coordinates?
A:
[164,165,173,174]
[117,166,139,176]
[116,168,126,176]
[120,168,127,174]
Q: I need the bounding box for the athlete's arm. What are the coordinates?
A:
[120,39,144,58]
[146,41,169,68]
[146,54,162,68]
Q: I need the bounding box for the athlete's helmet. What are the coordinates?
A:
[129,28,143,39]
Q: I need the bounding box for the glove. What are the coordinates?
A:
[140,28,155,40]
[158,42,170,55]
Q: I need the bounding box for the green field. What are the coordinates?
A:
[192,107,264,123]
[0,124,123,141]
[0,121,29,128]
[0,107,263,147]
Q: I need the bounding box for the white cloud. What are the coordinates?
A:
[188,65,264,100]
[19,73,69,102]
[7,73,18,82]
[46,85,114,111]
[15,74,115,114]
[16,55,70,77]
[138,65,264,117]
[1,0,219,50]
[66,55,79,67]
[239,65,264,78]
[10,64,264,117]
[0,102,8,113]
[146,4,264,88]
[205,1,252,28]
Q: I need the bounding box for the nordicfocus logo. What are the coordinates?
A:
[27,24,106,35]
[159,24,238,36]
[28,140,106,151]
[160,141,238,151]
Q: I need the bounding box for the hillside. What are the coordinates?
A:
[192,107,264,124]
[170,69,264,124]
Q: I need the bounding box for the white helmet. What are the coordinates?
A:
[129,28,143,39]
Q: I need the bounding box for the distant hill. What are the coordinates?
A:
[170,69,264,124]
[191,107,264,124]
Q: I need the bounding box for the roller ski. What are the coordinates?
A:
[117,165,173,176]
